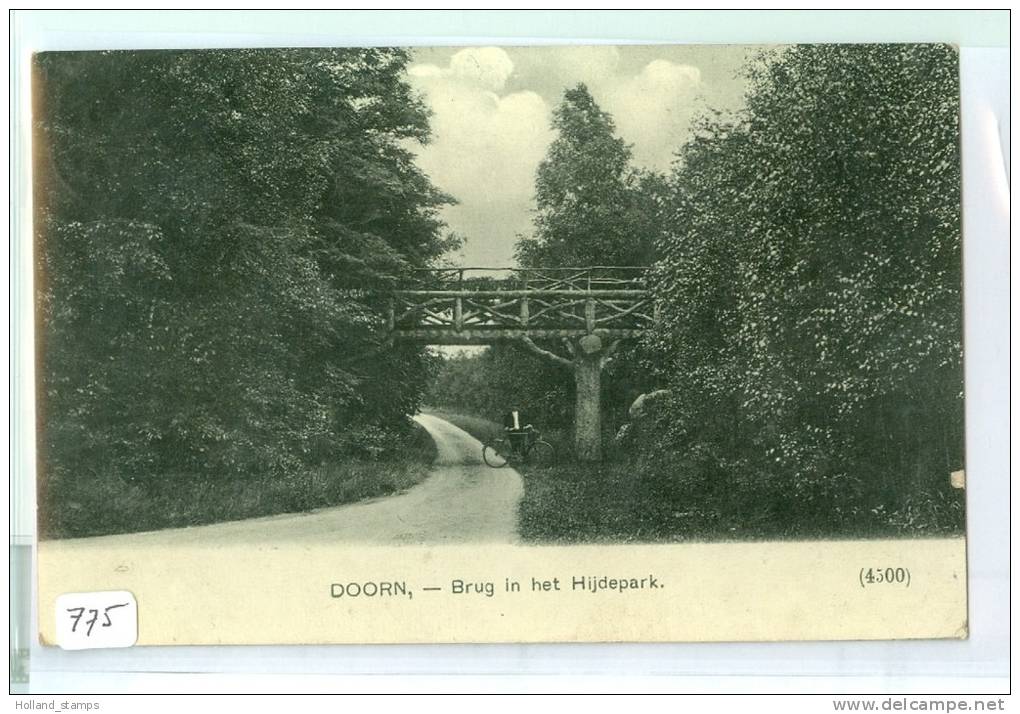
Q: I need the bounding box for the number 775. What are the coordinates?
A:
[66,603,129,636]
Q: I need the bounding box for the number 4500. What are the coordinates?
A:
[859,567,911,588]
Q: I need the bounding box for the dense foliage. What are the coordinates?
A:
[644,44,964,531]
[432,47,965,537]
[35,49,453,513]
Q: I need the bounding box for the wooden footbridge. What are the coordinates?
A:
[389,267,655,461]
[389,266,654,344]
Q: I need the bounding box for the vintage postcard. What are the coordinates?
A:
[34,44,966,645]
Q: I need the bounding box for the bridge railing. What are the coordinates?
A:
[389,267,654,342]
[399,266,648,292]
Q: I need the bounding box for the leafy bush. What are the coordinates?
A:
[642,44,965,534]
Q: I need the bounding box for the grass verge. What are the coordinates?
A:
[39,420,437,540]
[426,409,965,544]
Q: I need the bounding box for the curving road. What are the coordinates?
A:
[43,414,524,549]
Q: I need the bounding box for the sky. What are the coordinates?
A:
[405,45,756,268]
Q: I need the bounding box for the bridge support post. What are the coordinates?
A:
[573,348,603,462]
[569,334,617,462]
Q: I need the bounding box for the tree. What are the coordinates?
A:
[504,84,662,460]
[516,84,660,268]
[34,49,454,491]
[647,45,963,529]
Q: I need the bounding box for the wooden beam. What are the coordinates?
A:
[518,336,572,367]
[391,328,646,345]
[394,289,648,298]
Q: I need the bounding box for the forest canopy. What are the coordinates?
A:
[34,49,455,497]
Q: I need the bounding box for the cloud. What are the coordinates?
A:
[447,46,515,90]
[597,60,704,171]
[407,48,554,267]
[410,46,516,92]
[406,48,711,266]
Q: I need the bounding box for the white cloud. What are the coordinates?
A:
[407,48,553,267]
[447,47,515,91]
[410,47,516,92]
[596,60,704,171]
[406,49,710,266]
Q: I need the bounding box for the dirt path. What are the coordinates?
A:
[42,414,523,550]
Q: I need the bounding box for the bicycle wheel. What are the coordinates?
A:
[526,440,555,465]
[482,439,511,468]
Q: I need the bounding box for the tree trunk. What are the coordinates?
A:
[573,353,602,461]
[517,334,610,463]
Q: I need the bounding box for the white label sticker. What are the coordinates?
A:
[55,591,137,650]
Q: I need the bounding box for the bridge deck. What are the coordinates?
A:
[389,267,654,345]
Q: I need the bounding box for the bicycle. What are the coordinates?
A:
[482,428,555,468]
